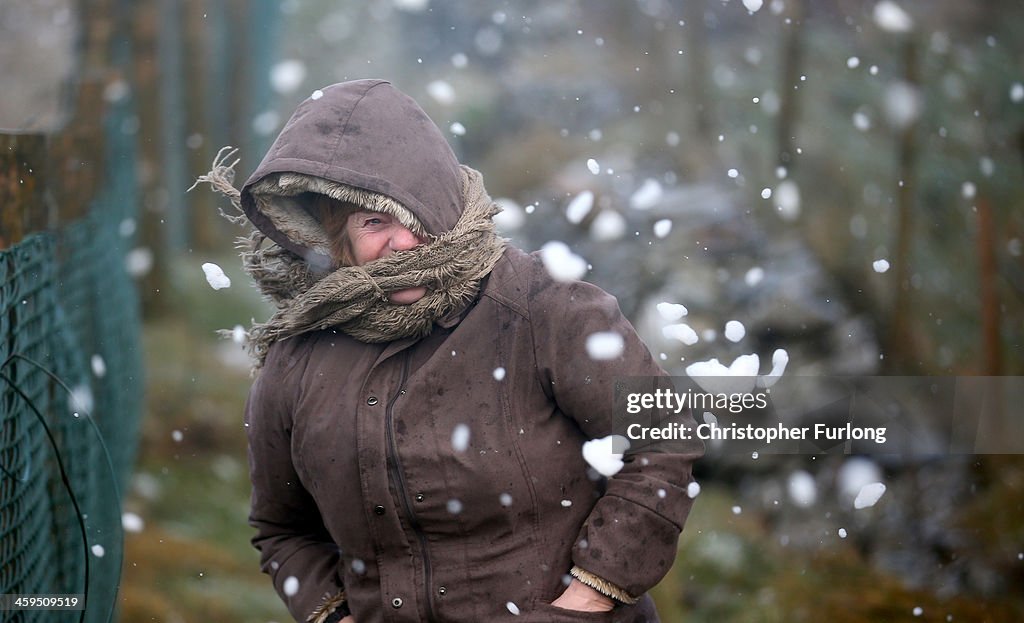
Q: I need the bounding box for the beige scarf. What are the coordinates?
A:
[192,148,507,368]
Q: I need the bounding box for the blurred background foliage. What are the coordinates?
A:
[4,0,1022,621]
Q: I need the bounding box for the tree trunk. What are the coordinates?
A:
[683,0,715,167]
[0,134,50,249]
[886,38,921,373]
[977,197,1002,375]
[132,0,172,316]
[776,0,808,170]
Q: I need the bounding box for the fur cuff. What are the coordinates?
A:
[307,590,349,623]
[570,565,639,605]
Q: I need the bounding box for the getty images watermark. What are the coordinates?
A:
[611,376,1024,456]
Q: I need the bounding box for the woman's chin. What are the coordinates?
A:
[388,287,427,305]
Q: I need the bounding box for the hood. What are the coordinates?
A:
[240,79,464,268]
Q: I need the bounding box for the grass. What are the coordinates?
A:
[650,483,1024,622]
[118,250,289,622]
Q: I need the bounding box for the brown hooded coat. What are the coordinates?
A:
[241,79,703,623]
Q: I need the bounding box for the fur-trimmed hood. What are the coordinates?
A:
[239,79,464,269]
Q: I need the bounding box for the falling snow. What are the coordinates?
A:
[582,435,627,477]
[724,320,746,343]
[742,0,763,13]
[774,180,801,220]
[270,60,306,94]
[630,179,663,210]
[426,80,456,105]
[118,218,137,238]
[884,82,921,129]
[1012,83,1024,103]
[663,323,699,346]
[393,0,429,12]
[122,512,145,533]
[566,191,595,224]
[493,198,525,232]
[854,482,887,509]
[787,471,817,507]
[125,248,154,277]
[71,384,93,417]
[686,354,760,395]
[586,332,625,360]
[873,1,914,33]
[758,349,789,388]
[590,210,627,241]
[256,111,284,137]
[539,241,587,281]
[653,219,673,238]
[656,302,688,321]
[202,263,231,290]
[91,354,107,378]
[853,111,872,131]
[451,424,470,452]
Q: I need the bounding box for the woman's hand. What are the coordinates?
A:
[339,616,354,623]
[551,579,615,612]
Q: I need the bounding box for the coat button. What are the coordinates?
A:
[391,597,403,608]
[366,396,379,406]
[373,505,385,515]
[415,493,425,502]
[437,586,447,596]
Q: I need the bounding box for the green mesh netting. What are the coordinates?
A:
[1,212,141,622]
[0,99,143,622]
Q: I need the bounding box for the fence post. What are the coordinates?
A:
[0,134,51,250]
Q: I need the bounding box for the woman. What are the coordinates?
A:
[198,79,702,622]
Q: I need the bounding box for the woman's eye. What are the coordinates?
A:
[365,218,383,226]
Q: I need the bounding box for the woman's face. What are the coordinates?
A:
[345,210,429,304]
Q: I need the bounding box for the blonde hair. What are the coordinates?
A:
[305,193,356,267]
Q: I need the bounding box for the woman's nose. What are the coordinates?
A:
[389,226,422,252]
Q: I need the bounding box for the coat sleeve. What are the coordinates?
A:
[528,260,705,600]
[246,337,345,622]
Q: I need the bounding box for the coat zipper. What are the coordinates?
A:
[384,352,438,622]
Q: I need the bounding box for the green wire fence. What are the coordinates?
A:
[0,61,143,623]
[0,193,143,623]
